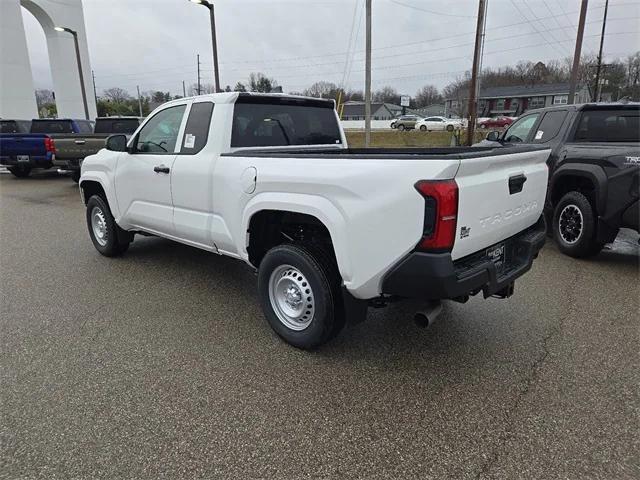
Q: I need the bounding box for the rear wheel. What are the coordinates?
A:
[86,195,132,256]
[258,244,344,349]
[419,125,427,131]
[8,166,31,178]
[446,124,454,132]
[553,191,604,258]
[480,124,487,129]
[397,124,405,131]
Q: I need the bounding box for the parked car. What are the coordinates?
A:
[0,118,93,178]
[480,103,639,257]
[391,115,421,130]
[53,116,144,182]
[478,116,514,129]
[415,116,464,132]
[80,92,549,349]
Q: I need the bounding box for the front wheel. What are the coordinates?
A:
[8,166,31,178]
[479,124,487,129]
[553,191,604,258]
[419,125,427,131]
[446,124,454,132]
[258,244,344,349]
[86,195,132,256]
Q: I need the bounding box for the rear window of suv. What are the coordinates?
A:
[574,109,640,142]
[231,98,341,148]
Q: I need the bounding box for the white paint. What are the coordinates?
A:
[81,93,549,300]
[0,0,96,120]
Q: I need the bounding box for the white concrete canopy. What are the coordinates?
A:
[0,0,97,120]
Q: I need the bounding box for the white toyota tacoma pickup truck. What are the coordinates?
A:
[80,92,549,349]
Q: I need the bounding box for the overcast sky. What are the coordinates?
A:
[22,0,640,97]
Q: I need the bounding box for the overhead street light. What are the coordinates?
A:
[189,0,221,93]
[54,26,89,120]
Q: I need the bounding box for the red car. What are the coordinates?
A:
[478,116,514,129]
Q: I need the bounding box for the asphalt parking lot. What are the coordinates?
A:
[1,171,638,479]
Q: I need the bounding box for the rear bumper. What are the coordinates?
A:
[52,158,82,170]
[381,219,546,301]
[0,154,53,168]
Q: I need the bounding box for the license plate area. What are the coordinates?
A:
[17,155,30,162]
[486,243,506,273]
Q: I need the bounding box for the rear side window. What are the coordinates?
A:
[181,102,214,154]
[231,101,341,148]
[532,110,567,143]
[30,120,73,133]
[76,121,94,133]
[574,110,640,142]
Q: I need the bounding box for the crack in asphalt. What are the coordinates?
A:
[474,268,581,480]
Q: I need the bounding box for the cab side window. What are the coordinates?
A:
[180,102,214,154]
[503,113,539,143]
[135,105,186,154]
[532,110,567,143]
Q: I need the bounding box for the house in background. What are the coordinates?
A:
[340,101,418,120]
[414,103,446,117]
[445,83,591,118]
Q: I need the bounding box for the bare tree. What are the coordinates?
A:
[373,85,400,104]
[414,85,442,107]
[103,87,131,103]
[303,81,339,99]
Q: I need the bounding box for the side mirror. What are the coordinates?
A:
[105,134,127,152]
[486,130,501,142]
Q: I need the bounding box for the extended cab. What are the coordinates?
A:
[80,93,549,349]
[53,116,143,182]
[0,118,93,178]
[481,103,639,257]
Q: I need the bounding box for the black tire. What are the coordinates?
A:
[8,166,31,178]
[390,123,397,129]
[553,191,604,258]
[446,124,454,132]
[397,124,405,131]
[419,125,427,131]
[258,244,345,349]
[86,195,131,256]
[480,124,487,129]
[71,171,80,183]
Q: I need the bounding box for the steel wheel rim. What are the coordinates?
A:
[268,264,315,331]
[91,206,108,246]
[559,204,584,244]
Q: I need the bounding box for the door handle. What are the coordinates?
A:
[153,165,170,174]
[508,174,527,194]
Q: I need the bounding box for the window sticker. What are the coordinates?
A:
[535,130,544,140]
[184,133,196,148]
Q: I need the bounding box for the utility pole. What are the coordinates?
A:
[136,85,143,117]
[466,0,487,146]
[197,54,201,95]
[182,80,186,97]
[91,70,98,110]
[364,0,372,147]
[593,0,609,102]
[190,0,221,92]
[569,0,589,104]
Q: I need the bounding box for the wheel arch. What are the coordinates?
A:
[550,164,607,213]
[79,174,120,219]
[242,194,352,283]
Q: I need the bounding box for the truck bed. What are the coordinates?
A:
[223,144,550,159]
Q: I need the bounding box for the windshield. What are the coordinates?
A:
[231,99,341,148]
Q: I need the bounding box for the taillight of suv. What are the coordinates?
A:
[414,179,458,252]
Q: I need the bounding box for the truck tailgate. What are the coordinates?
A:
[52,134,109,160]
[451,148,549,260]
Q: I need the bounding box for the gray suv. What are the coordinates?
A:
[391,115,421,131]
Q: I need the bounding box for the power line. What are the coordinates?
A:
[389,0,478,18]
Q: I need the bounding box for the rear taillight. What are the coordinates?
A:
[415,179,458,252]
[44,137,56,154]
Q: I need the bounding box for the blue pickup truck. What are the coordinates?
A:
[0,118,93,178]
